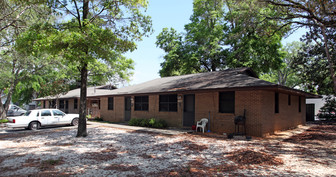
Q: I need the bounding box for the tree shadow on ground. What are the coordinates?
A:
[0,125,335,176]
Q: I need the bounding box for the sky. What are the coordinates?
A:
[125,0,306,86]
[125,0,194,85]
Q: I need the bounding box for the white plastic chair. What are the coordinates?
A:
[196,118,208,133]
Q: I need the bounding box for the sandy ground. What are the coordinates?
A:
[0,123,335,176]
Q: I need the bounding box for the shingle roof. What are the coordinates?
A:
[34,85,117,101]
[95,68,275,96]
[35,68,319,100]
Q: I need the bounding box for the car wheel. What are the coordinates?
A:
[29,122,40,130]
[71,118,79,126]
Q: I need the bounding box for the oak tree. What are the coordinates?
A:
[18,0,152,137]
[262,0,336,93]
[156,0,286,77]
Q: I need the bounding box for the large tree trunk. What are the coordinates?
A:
[75,0,89,137]
[321,26,336,94]
[76,63,88,137]
[0,90,5,119]
[0,84,16,119]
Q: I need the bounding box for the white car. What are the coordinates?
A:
[6,109,79,130]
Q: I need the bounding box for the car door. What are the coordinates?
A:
[40,110,52,125]
[52,110,66,124]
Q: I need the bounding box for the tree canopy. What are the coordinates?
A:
[15,0,152,137]
[260,41,302,88]
[0,0,53,119]
[156,0,287,77]
[290,27,335,95]
[262,0,336,93]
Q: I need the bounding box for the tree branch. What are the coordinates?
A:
[89,7,105,24]
[72,0,82,28]
[0,5,30,32]
[56,0,78,19]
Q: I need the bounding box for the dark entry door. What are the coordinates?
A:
[306,104,315,121]
[183,94,195,127]
[125,97,131,121]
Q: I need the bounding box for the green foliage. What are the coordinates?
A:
[224,0,286,74]
[153,119,168,129]
[94,117,104,122]
[0,119,8,123]
[129,118,143,126]
[13,0,152,136]
[0,2,54,117]
[263,0,336,94]
[128,118,168,129]
[260,42,302,88]
[156,0,286,77]
[290,28,336,95]
[318,96,336,121]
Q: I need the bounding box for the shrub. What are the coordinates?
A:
[129,118,142,126]
[149,118,156,127]
[0,119,8,124]
[154,119,168,129]
[94,117,104,122]
[128,118,167,129]
[318,96,336,121]
[140,119,149,127]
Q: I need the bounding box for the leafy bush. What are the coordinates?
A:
[129,118,142,126]
[94,117,104,122]
[140,119,149,127]
[128,118,167,129]
[149,118,156,127]
[153,119,168,128]
[0,119,8,124]
[318,96,336,121]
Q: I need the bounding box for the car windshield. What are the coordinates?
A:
[24,111,31,116]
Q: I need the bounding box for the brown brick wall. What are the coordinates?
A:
[68,99,79,114]
[260,91,306,136]
[193,90,306,137]
[130,95,183,127]
[100,96,124,123]
[43,89,306,137]
[195,90,264,136]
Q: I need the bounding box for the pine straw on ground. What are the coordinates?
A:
[227,149,284,166]
[1,123,335,176]
[284,125,336,142]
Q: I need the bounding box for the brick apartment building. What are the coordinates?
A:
[36,68,319,137]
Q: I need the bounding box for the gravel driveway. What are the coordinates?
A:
[0,123,335,176]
